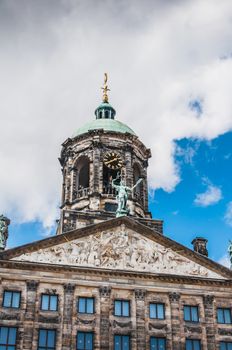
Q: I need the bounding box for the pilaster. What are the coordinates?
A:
[99,285,111,349]
[203,295,216,350]
[135,289,146,350]
[169,292,181,350]
[62,283,75,350]
[23,280,39,349]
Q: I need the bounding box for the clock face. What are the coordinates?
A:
[103,152,123,170]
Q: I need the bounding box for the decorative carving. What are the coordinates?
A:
[0,215,10,250]
[184,326,202,333]
[149,323,167,331]
[63,283,75,294]
[44,288,57,294]
[203,295,214,306]
[113,320,132,328]
[135,289,146,300]
[0,312,20,321]
[76,317,96,326]
[99,286,111,298]
[13,227,223,279]
[169,292,180,303]
[38,315,60,323]
[218,328,232,336]
[26,280,39,291]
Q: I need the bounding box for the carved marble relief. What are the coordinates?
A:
[13,226,223,279]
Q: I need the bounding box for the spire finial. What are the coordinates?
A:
[101,73,110,103]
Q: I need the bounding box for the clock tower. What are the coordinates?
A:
[58,75,163,234]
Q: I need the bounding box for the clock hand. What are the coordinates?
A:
[105,157,118,165]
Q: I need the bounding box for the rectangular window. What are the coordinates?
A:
[114,335,130,350]
[114,300,130,317]
[217,308,232,324]
[78,297,94,314]
[0,327,17,350]
[220,342,232,350]
[149,303,165,319]
[2,291,21,308]
[150,337,166,350]
[184,306,199,322]
[41,294,58,311]
[38,329,56,350]
[77,332,93,350]
[186,339,201,350]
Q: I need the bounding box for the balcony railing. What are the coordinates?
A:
[103,185,116,195]
[73,187,90,200]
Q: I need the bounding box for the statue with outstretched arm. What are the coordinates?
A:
[228,240,232,269]
[112,172,143,217]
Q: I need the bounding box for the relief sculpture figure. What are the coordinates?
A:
[112,173,143,217]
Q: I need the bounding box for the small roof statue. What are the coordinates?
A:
[0,215,10,251]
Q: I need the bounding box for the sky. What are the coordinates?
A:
[0,0,232,266]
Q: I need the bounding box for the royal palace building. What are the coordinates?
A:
[0,76,232,350]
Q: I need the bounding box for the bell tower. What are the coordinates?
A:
[57,75,163,234]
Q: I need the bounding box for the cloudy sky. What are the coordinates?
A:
[0,0,232,265]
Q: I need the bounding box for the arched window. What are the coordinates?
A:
[75,156,90,198]
[105,110,109,119]
[133,163,143,204]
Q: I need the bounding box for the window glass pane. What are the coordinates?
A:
[158,338,166,350]
[86,299,94,314]
[157,304,164,319]
[8,328,17,345]
[217,309,224,323]
[7,347,15,350]
[123,301,129,316]
[85,333,93,350]
[3,292,12,307]
[0,346,6,350]
[0,328,8,344]
[41,295,49,310]
[192,307,199,322]
[224,309,232,324]
[77,332,85,350]
[47,330,55,347]
[122,335,130,350]
[193,340,201,350]
[184,306,191,321]
[39,330,47,347]
[79,298,86,313]
[150,337,156,350]
[219,343,226,350]
[150,304,157,318]
[114,335,121,350]
[115,301,121,316]
[50,296,58,311]
[12,293,20,308]
[228,343,232,350]
[186,340,192,350]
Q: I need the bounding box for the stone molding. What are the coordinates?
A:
[149,323,167,331]
[26,280,39,291]
[169,292,180,302]
[203,294,214,306]
[134,289,146,300]
[99,285,111,297]
[63,283,75,294]
[113,320,132,328]
[0,311,20,321]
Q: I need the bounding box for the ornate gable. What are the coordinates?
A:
[11,223,226,279]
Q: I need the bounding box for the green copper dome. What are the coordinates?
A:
[73,118,136,137]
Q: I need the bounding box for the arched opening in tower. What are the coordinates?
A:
[103,165,118,195]
[133,163,143,205]
[75,156,90,198]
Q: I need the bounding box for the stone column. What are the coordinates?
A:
[62,283,75,350]
[135,289,146,350]
[203,295,216,350]
[99,286,111,349]
[92,138,101,193]
[23,280,39,349]
[169,292,181,350]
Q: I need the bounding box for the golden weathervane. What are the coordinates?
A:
[101,73,110,103]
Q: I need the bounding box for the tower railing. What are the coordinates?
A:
[73,187,90,200]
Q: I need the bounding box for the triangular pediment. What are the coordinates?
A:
[3,217,229,280]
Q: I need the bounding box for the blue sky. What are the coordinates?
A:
[7,131,232,265]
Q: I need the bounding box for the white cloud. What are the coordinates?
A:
[224,202,232,227]
[218,254,230,268]
[194,182,222,207]
[0,0,232,226]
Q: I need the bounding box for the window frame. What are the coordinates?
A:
[38,328,56,350]
[2,290,21,309]
[184,305,199,323]
[0,326,17,349]
[114,300,130,317]
[150,336,166,350]
[185,338,202,350]
[149,302,165,320]
[114,334,131,350]
[217,307,232,324]
[77,297,95,314]
[76,331,94,350]
[40,294,58,312]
